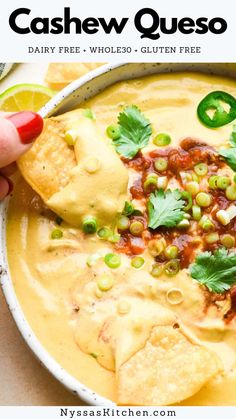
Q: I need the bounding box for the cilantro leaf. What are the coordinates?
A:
[219,148,236,171]
[229,124,236,147]
[148,189,185,229]
[218,125,236,171]
[113,105,152,159]
[190,247,236,293]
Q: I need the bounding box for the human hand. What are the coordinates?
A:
[0,111,43,199]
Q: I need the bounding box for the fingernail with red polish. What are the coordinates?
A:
[7,111,44,144]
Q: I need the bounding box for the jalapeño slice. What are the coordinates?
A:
[197,91,236,128]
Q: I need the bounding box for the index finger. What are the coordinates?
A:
[0,111,43,168]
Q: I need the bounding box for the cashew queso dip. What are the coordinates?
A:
[7,72,236,405]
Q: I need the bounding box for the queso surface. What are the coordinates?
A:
[7,72,236,405]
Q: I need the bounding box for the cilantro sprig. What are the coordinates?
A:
[219,148,236,171]
[148,189,185,229]
[112,105,152,159]
[190,247,236,293]
[219,125,236,171]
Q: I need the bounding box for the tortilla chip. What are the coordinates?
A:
[45,63,105,90]
[17,114,77,201]
[18,110,128,228]
[117,325,221,406]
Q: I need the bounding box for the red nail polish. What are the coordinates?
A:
[7,111,44,144]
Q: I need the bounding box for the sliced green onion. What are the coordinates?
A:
[122,201,135,217]
[97,227,112,240]
[216,210,230,226]
[180,171,192,183]
[117,216,130,231]
[194,163,208,176]
[199,215,214,231]
[220,234,235,248]
[202,220,214,231]
[104,253,121,269]
[157,176,168,190]
[227,205,236,220]
[234,174,236,183]
[185,181,200,196]
[82,216,97,234]
[208,175,219,189]
[183,213,191,220]
[131,256,145,269]
[191,236,202,245]
[153,133,171,147]
[205,232,219,244]
[196,192,212,207]
[106,124,121,140]
[144,173,157,191]
[216,176,231,190]
[164,245,179,259]
[192,205,201,221]
[154,158,168,172]
[51,228,63,239]
[108,233,121,243]
[177,219,190,229]
[129,221,144,236]
[86,253,100,267]
[181,191,193,211]
[164,260,180,276]
[97,275,114,291]
[148,238,166,257]
[226,185,236,201]
[198,214,208,226]
[191,172,199,183]
[64,129,79,146]
[150,263,163,277]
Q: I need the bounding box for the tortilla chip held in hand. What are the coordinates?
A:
[17,110,128,228]
[117,325,221,406]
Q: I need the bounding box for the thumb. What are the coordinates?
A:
[0,111,43,168]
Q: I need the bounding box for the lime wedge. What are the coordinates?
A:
[0,83,55,112]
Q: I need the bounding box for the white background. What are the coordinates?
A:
[0,0,235,62]
[1,406,236,418]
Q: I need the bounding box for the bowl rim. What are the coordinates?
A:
[39,62,127,118]
[1,61,236,406]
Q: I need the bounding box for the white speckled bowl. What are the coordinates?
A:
[1,62,236,405]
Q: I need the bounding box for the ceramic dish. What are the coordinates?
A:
[1,62,236,405]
